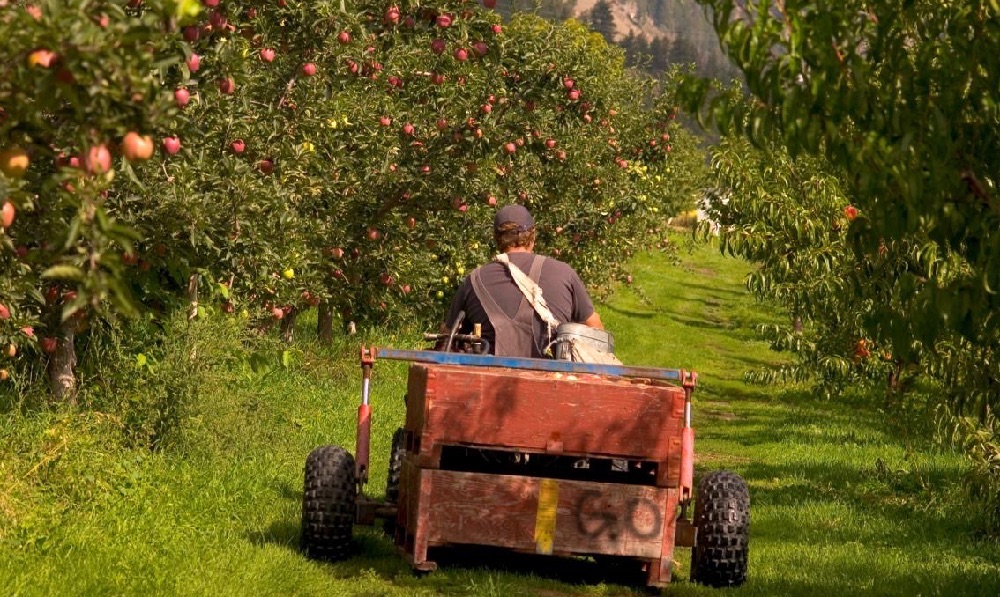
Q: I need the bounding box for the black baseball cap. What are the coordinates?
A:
[493,204,535,232]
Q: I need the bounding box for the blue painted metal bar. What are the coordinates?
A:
[373,347,685,382]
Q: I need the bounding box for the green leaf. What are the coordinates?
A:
[41,265,85,282]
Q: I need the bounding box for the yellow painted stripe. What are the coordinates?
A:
[534,478,559,555]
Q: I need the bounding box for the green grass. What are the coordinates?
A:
[2,238,999,596]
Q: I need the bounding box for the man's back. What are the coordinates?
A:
[446,252,594,356]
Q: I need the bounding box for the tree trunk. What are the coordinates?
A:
[187,274,199,321]
[317,302,334,345]
[280,306,298,343]
[47,319,77,405]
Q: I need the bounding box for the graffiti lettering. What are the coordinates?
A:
[574,490,662,541]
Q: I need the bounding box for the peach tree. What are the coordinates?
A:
[681,0,1000,413]
[682,0,1000,530]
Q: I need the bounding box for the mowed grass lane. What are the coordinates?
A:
[1,239,998,596]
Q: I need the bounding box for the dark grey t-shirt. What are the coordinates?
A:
[445,252,595,356]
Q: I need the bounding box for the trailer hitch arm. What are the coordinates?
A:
[356,346,375,489]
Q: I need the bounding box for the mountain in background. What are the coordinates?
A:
[494,0,742,81]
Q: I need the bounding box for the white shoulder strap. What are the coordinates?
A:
[495,254,560,327]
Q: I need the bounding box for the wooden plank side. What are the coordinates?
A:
[404,364,429,437]
[411,364,685,462]
[420,470,674,559]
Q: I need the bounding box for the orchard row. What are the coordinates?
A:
[0,0,706,398]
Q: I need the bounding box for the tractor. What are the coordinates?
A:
[299,327,749,589]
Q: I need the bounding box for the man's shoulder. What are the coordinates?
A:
[538,255,579,276]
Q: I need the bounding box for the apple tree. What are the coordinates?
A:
[0,0,201,401]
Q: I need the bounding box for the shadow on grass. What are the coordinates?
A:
[251,509,653,593]
[670,281,748,300]
[603,303,659,319]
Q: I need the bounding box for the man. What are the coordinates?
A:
[444,204,603,357]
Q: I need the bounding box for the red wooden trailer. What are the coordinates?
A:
[300,347,749,589]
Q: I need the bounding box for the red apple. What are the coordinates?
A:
[210,10,227,29]
[203,0,219,7]
[379,116,392,127]
[545,138,557,149]
[401,284,411,294]
[1,202,14,228]
[174,87,191,107]
[431,39,446,54]
[472,41,488,56]
[83,144,111,175]
[436,118,449,131]
[844,205,859,220]
[41,337,57,354]
[367,228,380,240]
[384,5,400,25]
[187,53,201,72]
[122,132,154,161]
[271,306,285,320]
[338,31,351,44]
[183,25,200,42]
[480,104,492,115]
[401,123,415,136]
[260,48,276,62]
[219,77,236,94]
[301,62,317,76]
[162,136,182,155]
[21,326,34,338]
[430,73,444,85]
[568,89,580,101]
[503,142,516,154]
[436,14,453,27]
[454,47,468,62]
[329,247,345,259]
[258,158,274,175]
[406,217,416,229]
[0,303,9,320]
[231,139,246,154]
[491,24,502,34]
[487,195,497,206]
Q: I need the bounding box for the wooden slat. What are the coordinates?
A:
[415,469,678,561]
[404,364,686,484]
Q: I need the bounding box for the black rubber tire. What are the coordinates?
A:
[385,427,405,504]
[301,445,357,562]
[383,428,406,538]
[690,470,750,588]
